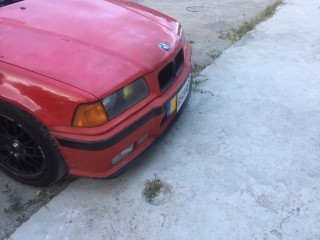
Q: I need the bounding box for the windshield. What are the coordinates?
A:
[0,0,23,7]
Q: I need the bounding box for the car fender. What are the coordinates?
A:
[0,62,97,127]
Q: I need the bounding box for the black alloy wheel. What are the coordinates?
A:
[0,114,46,179]
[0,100,67,186]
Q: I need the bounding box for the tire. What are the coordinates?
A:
[0,100,67,186]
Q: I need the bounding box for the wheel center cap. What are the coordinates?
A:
[12,140,21,152]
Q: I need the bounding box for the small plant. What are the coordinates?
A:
[191,64,215,96]
[192,77,208,89]
[144,175,163,202]
[209,50,222,60]
[4,198,24,214]
[191,64,206,79]
[16,214,26,223]
[192,77,214,96]
[35,187,60,207]
[2,184,12,194]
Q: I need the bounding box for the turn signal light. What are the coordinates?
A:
[72,102,108,127]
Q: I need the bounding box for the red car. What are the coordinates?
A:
[0,0,191,186]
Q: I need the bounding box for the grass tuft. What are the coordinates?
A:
[223,0,282,42]
[144,176,163,202]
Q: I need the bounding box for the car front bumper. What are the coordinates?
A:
[50,43,192,178]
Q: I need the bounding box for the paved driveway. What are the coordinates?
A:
[10,0,320,239]
[0,0,279,238]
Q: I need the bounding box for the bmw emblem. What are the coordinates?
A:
[12,140,21,151]
[158,42,170,51]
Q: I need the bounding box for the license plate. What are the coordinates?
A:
[166,76,190,118]
[177,76,190,112]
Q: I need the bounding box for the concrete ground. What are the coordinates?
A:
[8,0,320,239]
[0,0,278,239]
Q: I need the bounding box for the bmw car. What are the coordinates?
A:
[0,0,192,186]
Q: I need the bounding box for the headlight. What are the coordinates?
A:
[102,78,148,120]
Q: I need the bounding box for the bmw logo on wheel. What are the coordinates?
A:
[158,42,170,51]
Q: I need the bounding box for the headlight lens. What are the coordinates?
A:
[102,78,148,120]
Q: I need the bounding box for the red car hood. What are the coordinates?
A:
[0,0,180,98]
